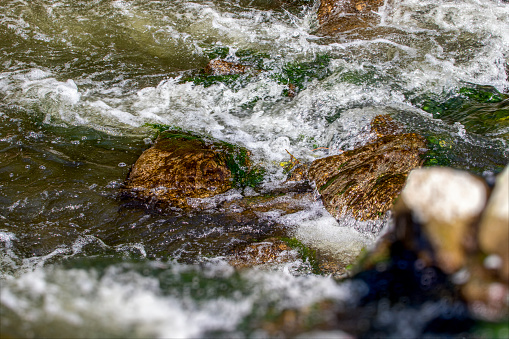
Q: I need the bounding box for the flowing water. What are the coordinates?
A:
[1,0,508,337]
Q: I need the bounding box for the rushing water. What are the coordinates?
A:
[1,0,508,337]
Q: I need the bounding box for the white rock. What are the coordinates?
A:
[401,167,487,224]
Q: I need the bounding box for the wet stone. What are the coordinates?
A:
[121,130,262,209]
[479,165,509,282]
[307,115,427,221]
[204,59,250,76]
[227,238,300,269]
[317,0,384,35]
[397,167,488,274]
[355,166,509,322]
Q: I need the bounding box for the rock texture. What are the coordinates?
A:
[307,115,427,221]
[228,238,299,269]
[317,0,384,35]
[122,130,262,209]
[204,59,250,76]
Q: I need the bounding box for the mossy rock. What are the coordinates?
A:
[415,84,509,138]
[122,129,264,209]
[307,115,427,221]
[272,54,331,96]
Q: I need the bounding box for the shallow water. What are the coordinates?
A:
[1,0,508,337]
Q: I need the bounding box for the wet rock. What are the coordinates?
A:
[317,0,384,35]
[369,114,404,137]
[228,238,299,269]
[122,129,263,209]
[204,59,250,76]
[262,300,342,337]
[397,167,488,274]
[307,115,427,221]
[355,166,508,322]
[479,165,509,282]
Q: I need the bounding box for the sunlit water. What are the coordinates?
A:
[1,0,508,337]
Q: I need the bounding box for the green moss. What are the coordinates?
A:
[240,96,261,110]
[280,237,321,274]
[272,54,331,93]
[459,86,504,103]
[337,66,379,86]
[422,135,453,167]
[413,84,509,137]
[235,49,270,70]
[319,173,339,191]
[472,320,509,339]
[181,73,242,88]
[222,147,265,188]
[144,123,182,135]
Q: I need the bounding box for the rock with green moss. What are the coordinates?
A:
[307,115,427,221]
[273,54,331,96]
[122,129,264,209]
[416,85,509,138]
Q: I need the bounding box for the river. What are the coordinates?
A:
[1,0,508,337]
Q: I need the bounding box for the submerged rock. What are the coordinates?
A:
[317,0,384,35]
[307,115,427,221]
[204,59,250,76]
[228,238,299,269]
[122,129,264,209]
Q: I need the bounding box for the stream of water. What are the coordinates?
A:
[1,0,508,337]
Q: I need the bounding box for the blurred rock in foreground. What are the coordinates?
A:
[355,166,509,323]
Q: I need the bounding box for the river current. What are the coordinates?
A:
[1,0,508,337]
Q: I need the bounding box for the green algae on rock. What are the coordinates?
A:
[272,54,331,96]
[415,84,509,139]
[122,129,264,209]
[307,115,427,221]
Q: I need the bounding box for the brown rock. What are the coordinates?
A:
[370,114,404,137]
[308,115,426,221]
[204,59,249,76]
[122,130,261,209]
[317,0,384,35]
[228,238,299,269]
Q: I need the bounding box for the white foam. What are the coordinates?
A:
[276,201,375,260]
[0,261,351,338]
